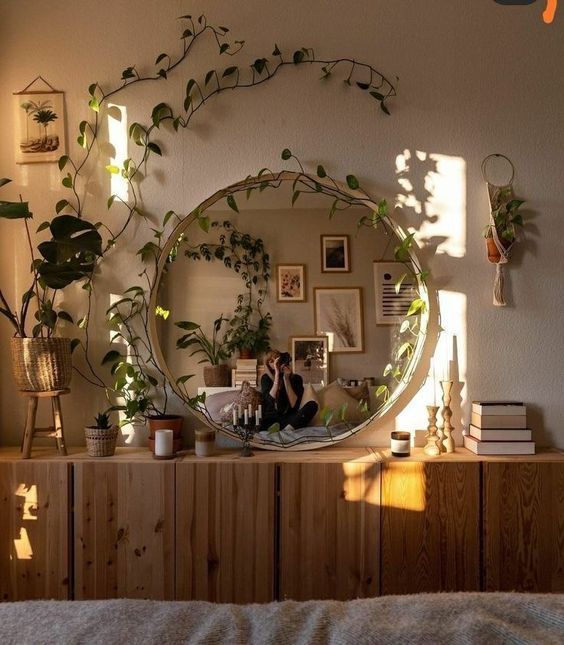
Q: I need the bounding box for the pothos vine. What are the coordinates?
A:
[40,11,404,424]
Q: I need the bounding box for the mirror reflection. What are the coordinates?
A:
[154,175,425,447]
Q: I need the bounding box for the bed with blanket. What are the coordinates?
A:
[0,593,563,644]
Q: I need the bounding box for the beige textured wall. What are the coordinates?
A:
[0,0,563,448]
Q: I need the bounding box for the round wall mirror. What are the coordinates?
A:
[149,171,429,450]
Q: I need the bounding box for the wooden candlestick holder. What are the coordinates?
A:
[424,405,441,457]
[440,380,455,453]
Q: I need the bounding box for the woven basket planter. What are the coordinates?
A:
[10,337,72,392]
[84,425,119,457]
[203,364,230,387]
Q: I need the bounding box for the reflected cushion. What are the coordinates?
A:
[205,390,240,423]
[315,381,368,426]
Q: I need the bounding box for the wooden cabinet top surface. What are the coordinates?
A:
[0,446,562,464]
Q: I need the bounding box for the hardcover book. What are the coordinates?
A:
[470,412,527,429]
[463,435,535,455]
[471,402,525,416]
[469,425,532,442]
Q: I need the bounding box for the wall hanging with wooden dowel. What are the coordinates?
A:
[481,153,525,307]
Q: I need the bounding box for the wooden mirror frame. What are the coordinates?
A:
[148,171,433,450]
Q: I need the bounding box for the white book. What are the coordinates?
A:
[469,425,532,442]
[472,402,526,416]
[471,412,527,429]
[463,435,535,455]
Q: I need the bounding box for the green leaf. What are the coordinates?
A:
[395,273,407,294]
[105,165,120,174]
[147,142,162,156]
[182,28,193,39]
[88,83,97,97]
[400,319,410,333]
[62,174,73,188]
[226,194,239,213]
[102,350,122,365]
[375,385,389,399]
[70,338,81,353]
[291,190,300,206]
[407,298,425,316]
[88,98,100,112]
[272,44,281,56]
[316,165,327,178]
[356,82,370,90]
[222,66,238,78]
[293,50,305,64]
[163,210,175,227]
[58,155,69,171]
[380,101,391,116]
[57,310,74,323]
[198,215,210,232]
[55,199,69,214]
[176,374,194,385]
[346,174,360,190]
[397,341,413,359]
[281,148,292,160]
[155,53,168,65]
[370,90,385,101]
[36,221,50,233]
[175,320,201,331]
[204,70,215,85]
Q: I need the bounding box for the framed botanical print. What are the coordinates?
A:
[321,234,350,272]
[277,264,306,302]
[314,287,364,353]
[290,335,329,385]
[373,261,415,325]
[14,88,66,164]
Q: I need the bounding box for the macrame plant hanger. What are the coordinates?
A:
[481,153,516,307]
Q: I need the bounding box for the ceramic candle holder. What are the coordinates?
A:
[424,405,441,457]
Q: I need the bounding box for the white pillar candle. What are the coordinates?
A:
[155,429,173,456]
[232,407,238,426]
[258,404,262,417]
[244,409,249,425]
[247,403,252,416]
[238,404,242,419]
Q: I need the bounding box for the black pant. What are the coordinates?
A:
[259,401,318,432]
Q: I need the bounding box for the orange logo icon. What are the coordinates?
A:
[495,0,557,23]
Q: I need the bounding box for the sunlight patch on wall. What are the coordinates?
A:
[394,290,467,433]
[395,150,466,258]
[107,104,128,201]
[14,528,33,560]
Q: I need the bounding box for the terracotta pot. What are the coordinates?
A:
[238,347,254,359]
[10,337,72,392]
[146,414,183,439]
[203,364,230,387]
[486,236,511,264]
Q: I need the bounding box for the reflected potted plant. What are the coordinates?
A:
[0,177,102,391]
[175,315,232,386]
[483,190,525,263]
[225,311,272,359]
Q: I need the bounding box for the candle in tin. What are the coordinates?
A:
[390,431,411,457]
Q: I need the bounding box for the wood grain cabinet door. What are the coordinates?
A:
[381,461,480,595]
[176,462,275,603]
[0,461,69,600]
[484,461,564,592]
[74,461,175,600]
[278,462,380,600]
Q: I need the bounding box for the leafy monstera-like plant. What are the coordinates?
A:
[0,177,102,337]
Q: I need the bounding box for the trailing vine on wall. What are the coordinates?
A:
[40,11,398,420]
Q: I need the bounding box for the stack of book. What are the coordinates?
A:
[232,359,258,387]
[463,401,535,455]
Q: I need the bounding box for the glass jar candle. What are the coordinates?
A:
[391,431,411,457]
[195,429,216,457]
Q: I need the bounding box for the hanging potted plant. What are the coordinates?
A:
[175,315,232,386]
[0,178,102,391]
[483,189,525,263]
[84,411,119,457]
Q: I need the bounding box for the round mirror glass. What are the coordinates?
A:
[150,172,429,449]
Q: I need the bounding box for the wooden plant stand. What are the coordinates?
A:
[19,389,69,459]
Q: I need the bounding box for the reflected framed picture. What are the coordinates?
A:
[290,335,329,385]
[314,287,364,353]
[277,264,306,302]
[373,261,415,325]
[321,234,350,272]
[13,90,66,164]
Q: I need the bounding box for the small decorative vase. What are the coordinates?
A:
[440,380,455,453]
[424,405,441,457]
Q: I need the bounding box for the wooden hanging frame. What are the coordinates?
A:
[13,76,66,164]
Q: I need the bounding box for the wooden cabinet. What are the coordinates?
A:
[279,461,380,600]
[74,459,175,599]
[0,460,69,600]
[175,461,275,603]
[483,460,564,592]
[2,447,564,602]
[380,458,481,594]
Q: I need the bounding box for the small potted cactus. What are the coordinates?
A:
[84,412,119,457]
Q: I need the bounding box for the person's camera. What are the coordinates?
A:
[278,352,291,366]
